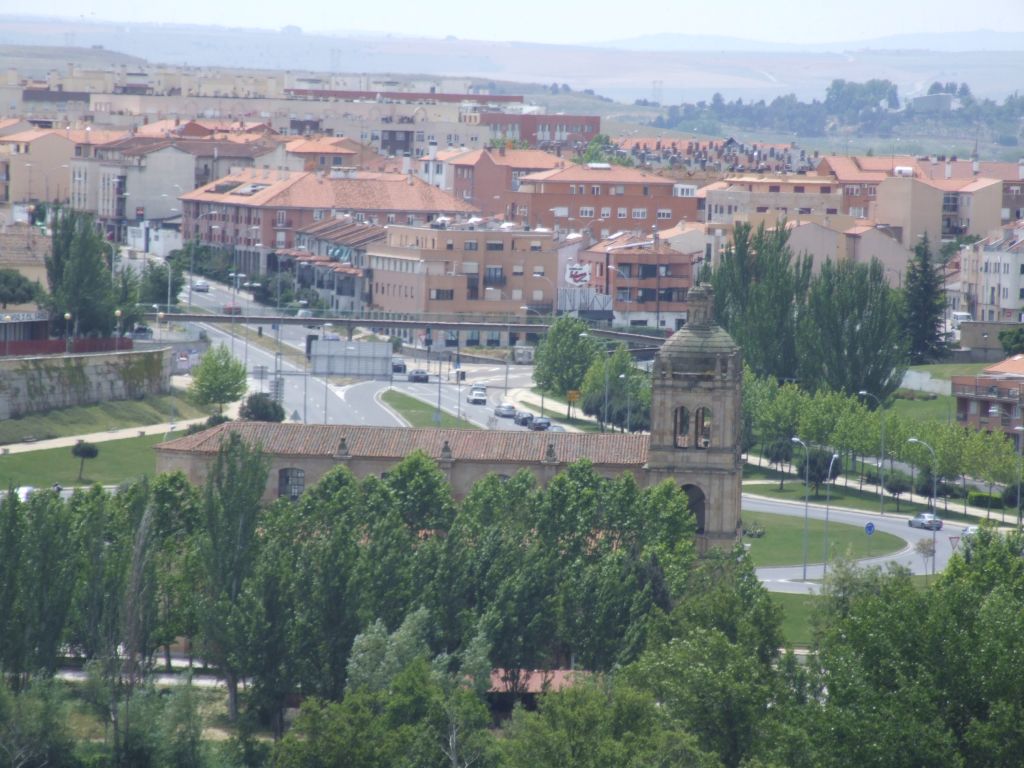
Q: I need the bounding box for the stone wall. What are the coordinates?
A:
[0,348,173,419]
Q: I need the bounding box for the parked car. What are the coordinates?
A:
[546,424,566,432]
[408,369,430,382]
[530,417,552,431]
[513,411,534,427]
[130,325,153,340]
[192,279,210,293]
[909,512,943,530]
[494,402,517,418]
[467,387,488,405]
[222,303,242,315]
[392,359,407,374]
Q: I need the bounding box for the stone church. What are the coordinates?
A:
[156,285,742,551]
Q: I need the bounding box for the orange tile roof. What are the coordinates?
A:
[285,138,357,156]
[983,355,1024,376]
[0,128,67,143]
[520,164,670,184]
[451,148,565,169]
[920,177,1002,193]
[489,668,586,694]
[156,422,650,466]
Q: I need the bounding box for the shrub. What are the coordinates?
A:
[968,491,1003,509]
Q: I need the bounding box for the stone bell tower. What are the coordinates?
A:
[646,284,742,552]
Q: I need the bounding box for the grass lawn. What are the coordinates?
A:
[909,362,987,381]
[381,390,480,429]
[0,433,165,488]
[890,393,956,423]
[0,393,207,446]
[770,592,819,648]
[741,510,905,567]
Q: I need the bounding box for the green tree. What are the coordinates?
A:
[711,222,812,381]
[797,258,907,398]
[71,440,99,481]
[0,268,38,309]
[239,392,286,422]
[138,261,185,309]
[45,207,115,337]
[998,326,1024,355]
[795,447,842,496]
[190,344,247,413]
[534,316,598,415]
[904,234,948,363]
[579,343,634,431]
[196,432,270,721]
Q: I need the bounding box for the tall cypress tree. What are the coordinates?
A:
[903,234,947,363]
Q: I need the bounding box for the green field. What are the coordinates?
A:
[381,390,480,429]
[0,433,164,489]
[908,362,987,381]
[890,393,956,424]
[741,510,905,567]
[770,592,819,648]
[0,393,207,445]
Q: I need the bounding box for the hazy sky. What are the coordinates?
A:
[28,0,1024,45]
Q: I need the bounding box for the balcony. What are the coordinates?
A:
[483,273,506,287]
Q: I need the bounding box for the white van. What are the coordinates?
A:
[951,311,972,330]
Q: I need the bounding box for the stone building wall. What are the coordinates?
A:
[0,348,172,419]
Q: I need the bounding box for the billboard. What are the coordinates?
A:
[566,262,592,286]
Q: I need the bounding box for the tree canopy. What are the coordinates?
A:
[190,345,248,413]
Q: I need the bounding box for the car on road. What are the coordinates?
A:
[130,325,153,339]
[529,417,552,431]
[494,402,517,418]
[513,411,534,427]
[408,369,430,382]
[392,359,407,374]
[296,308,315,327]
[222,303,242,315]
[467,386,487,405]
[909,512,943,530]
[192,279,210,292]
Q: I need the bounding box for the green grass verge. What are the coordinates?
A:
[0,393,207,446]
[909,362,987,381]
[890,393,956,423]
[381,390,480,429]
[741,510,905,567]
[770,592,818,648]
[0,433,164,488]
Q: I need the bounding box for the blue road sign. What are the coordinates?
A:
[865,522,876,536]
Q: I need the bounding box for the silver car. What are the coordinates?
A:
[494,402,517,418]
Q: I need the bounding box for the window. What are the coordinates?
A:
[674,407,690,449]
[657,209,672,219]
[275,210,287,226]
[600,206,611,219]
[768,185,781,193]
[826,208,838,215]
[756,206,769,213]
[579,206,595,218]
[486,241,505,251]
[278,468,305,500]
[512,264,524,275]
[529,241,542,252]
[591,185,601,195]
[694,407,713,449]
[569,185,576,194]
[618,207,628,219]
[550,207,569,218]
[798,207,812,215]
[793,185,805,193]
[632,208,647,219]
[820,185,831,194]
[464,240,478,251]
[867,186,877,197]
[845,185,861,196]
[446,239,454,251]
[429,289,454,300]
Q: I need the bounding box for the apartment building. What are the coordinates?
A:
[179,168,478,278]
[0,129,75,209]
[446,146,566,214]
[816,155,920,218]
[784,220,913,286]
[575,231,694,329]
[290,219,387,314]
[957,221,1024,322]
[914,157,1024,224]
[703,174,845,226]
[365,224,562,346]
[478,113,600,150]
[952,355,1024,447]
[512,163,698,233]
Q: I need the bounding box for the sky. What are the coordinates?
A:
[20,0,1024,46]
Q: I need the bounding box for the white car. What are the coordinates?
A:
[192,279,210,293]
[467,387,487,405]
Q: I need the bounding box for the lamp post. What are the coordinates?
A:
[824,452,840,575]
[105,240,118,280]
[187,212,219,309]
[580,332,614,432]
[792,436,810,581]
[858,390,886,515]
[3,314,11,357]
[64,312,72,354]
[907,437,938,576]
[114,309,122,352]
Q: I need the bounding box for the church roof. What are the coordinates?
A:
[656,284,739,368]
[157,422,650,467]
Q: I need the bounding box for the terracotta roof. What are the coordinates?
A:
[914,159,1022,182]
[520,164,671,184]
[450,148,565,169]
[285,138,357,156]
[0,128,68,143]
[920,177,1002,193]
[489,668,586,694]
[983,355,1024,376]
[156,422,650,466]
[66,128,129,144]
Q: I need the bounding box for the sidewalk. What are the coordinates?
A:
[504,387,593,433]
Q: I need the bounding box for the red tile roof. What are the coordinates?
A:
[156,422,650,466]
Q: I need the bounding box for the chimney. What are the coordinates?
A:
[428,140,437,160]
[945,161,952,179]
[402,152,410,174]
[499,144,505,157]
[972,159,980,175]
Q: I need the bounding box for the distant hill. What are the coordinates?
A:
[0,16,1020,104]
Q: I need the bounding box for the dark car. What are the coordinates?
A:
[513,411,534,427]
[222,303,242,315]
[529,417,552,431]
[408,369,430,382]
[392,359,407,374]
[130,325,153,340]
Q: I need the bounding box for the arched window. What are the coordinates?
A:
[674,407,690,448]
[682,484,706,533]
[694,407,713,449]
[278,468,305,501]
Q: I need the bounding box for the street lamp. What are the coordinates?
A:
[791,436,811,581]
[114,309,122,352]
[3,314,11,357]
[824,452,840,575]
[64,312,72,354]
[619,372,631,432]
[580,332,614,432]
[907,437,938,576]
[858,390,886,516]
